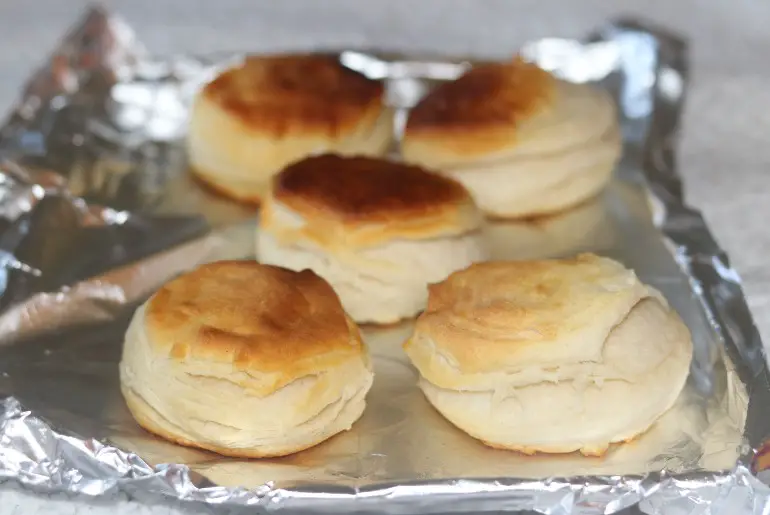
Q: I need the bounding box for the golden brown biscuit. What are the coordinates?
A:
[402,58,621,218]
[257,154,489,324]
[405,59,555,160]
[266,153,482,246]
[119,260,374,458]
[404,254,693,456]
[188,55,393,203]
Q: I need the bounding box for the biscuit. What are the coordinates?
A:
[404,254,693,455]
[257,154,489,324]
[119,260,374,458]
[187,55,393,204]
[402,59,621,218]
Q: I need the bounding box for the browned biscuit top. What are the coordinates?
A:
[406,253,649,374]
[202,54,385,137]
[405,58,555,138]
[271,154,473,224]
[144,260,363,380]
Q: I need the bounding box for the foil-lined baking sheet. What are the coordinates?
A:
[0,7,768,515]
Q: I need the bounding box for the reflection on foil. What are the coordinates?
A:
[0,6,768,515]
[0,6,210,343]
[0,157,207,344]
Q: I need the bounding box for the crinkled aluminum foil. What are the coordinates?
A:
[0,7,769,515]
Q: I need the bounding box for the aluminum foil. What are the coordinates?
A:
[0,7,769,515]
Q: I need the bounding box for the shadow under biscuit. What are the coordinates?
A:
[152,166,259,228]
[122,351,418,490]
[483,192,616,261]
[397,383,725,481]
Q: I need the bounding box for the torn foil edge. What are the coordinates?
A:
[0,7,767,515]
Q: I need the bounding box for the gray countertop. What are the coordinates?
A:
[2,1,769,514]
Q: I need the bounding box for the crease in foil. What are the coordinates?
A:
[0,154,208,344]
[0,7,210,345]
[0,7,768,515]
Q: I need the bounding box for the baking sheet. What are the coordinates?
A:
[0,7,769,515]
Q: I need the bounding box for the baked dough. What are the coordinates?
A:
[119,260,374,458]
[404,253,693,456]
[401,58,621,218]
[257,154,489,324]
[187,54,393,204]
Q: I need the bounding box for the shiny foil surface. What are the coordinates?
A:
[0,7,768,515]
